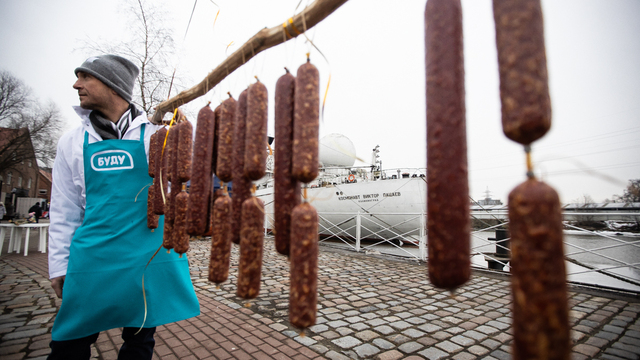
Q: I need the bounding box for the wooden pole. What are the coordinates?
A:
[151,0,349,124]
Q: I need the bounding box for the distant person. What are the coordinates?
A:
[0,202,5,222]
[28,202,42,223]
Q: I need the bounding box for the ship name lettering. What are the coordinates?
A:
[362,193,379,199]
[338,195,360,201]
[383,192,401,197]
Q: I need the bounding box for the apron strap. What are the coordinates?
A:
[139,124,146,143]
[83,130,89,149]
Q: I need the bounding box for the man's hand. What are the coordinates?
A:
[51,276,65,299]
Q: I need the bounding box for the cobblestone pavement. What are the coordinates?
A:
[1,232,639,359]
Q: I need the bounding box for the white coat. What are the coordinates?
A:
[48,106,163,279]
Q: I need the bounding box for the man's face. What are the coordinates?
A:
[73,72,114,110]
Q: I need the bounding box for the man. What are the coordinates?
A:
[28,202,42,223]
[47,55,199,360]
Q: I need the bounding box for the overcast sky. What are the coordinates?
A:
[1,0,638,204]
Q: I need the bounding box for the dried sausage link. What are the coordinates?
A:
[187,105,215,235]
[231,90,252,245]
[212,104,221,177]
[216,97,236,182]
[493,0,551,145]
[148,130,159,178]
[244,81,268,180]
[508,179,570,360]
[173,190,190,255]
[292,60,320,183]
[236,197,264,299]
[289,202,318,329]
[208,194,232,283]
[274,71,300,256]
[177,120,193,183]
[162,124,180,251]
[425,0,470,290]
[147,183,158,229]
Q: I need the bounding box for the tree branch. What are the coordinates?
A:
[151,0,349,124]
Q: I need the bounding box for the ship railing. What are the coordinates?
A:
[471,221,640,292]
[263,210,427,261]
[317,211,427,261]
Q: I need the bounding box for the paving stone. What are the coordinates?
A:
[354,343,381,358]
[325,350,351,360]
[294,335,317,346]
[336,326,355,336]
[355,330,380,341]
[402,328,425,338]
[310,344,329,354]
[327,320,349,328]
[389,320,412,330]
[308,324,329,333]
[450,334,475,347]
[332,336,362,349]
[597,331,621,341]
[373,338,396,350]
[406,316,427,325]
[374,325,395,335]
[475,325,500,335]
[468,345,490,356]
[321,330,341,339]
[398,341,424,353]
[375,349,404,360]
[491,349,511,360]
[452,352,478,360]
[367,318,387,327]
[387,334,411,345]
[436,340,463,353]
[612,342,640,355]
[481,339,502,350]
[574,343,601,357]
[419,347,449,360]
[418,323,442,333]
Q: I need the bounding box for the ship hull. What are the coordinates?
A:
[255,177,427,245]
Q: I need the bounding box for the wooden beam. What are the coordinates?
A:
[152,0,349,124]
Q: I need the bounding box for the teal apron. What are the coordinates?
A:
[52,125,200,341]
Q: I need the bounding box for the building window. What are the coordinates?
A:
[18,177,22,187]
[28,160,32,167]
[28,178,32,189]
[6,172,11,185]
[39,189,47,195]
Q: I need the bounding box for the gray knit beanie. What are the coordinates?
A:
[74,55,139,103]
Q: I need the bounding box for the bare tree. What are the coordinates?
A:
[79,0,178,116]
[0,70,31,123]
[0,71,64,171]
[622,179,640,204]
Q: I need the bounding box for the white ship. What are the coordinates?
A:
[255,133,427,246]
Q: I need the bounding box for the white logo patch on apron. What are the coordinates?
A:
[90,150,134,171]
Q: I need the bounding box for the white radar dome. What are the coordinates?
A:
[319,133,356,167]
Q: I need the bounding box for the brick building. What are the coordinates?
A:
[0,127,52,217]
